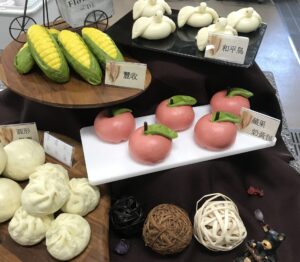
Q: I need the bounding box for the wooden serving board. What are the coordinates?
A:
[0,132,110,262]
[1,40,152,108]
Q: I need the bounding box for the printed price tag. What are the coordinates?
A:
[239,108,281,142]
[105,61,147,90]
[43,132,74,167]
[0,122,39,146]
[205,33,249,64]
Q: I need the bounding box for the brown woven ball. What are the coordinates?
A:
[142,204,193,255]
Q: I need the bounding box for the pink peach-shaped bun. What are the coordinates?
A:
[210,90,250,116]
[94,111,136,143]
[194,113,237,151]
[128,127,172,164]
[155,99,195,131]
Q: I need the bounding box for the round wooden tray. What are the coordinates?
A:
[1,40,152,108]
[0,132,110,262]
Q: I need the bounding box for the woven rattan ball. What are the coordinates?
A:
[194,193,247,252]
[143,204,193,255]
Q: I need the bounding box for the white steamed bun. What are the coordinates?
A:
[0,178,22,223]
[21,167,70,216]
[0,144,7,175]
[30,163,69,184]
[61,178,100,216]
[46,213,91,261]
[8,206,53,246]
[3,139,45,181]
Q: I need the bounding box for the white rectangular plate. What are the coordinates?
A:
[80,105,276,185]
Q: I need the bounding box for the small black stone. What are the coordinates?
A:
[114,239,130,255]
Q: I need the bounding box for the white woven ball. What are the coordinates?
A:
[194,193,247,251]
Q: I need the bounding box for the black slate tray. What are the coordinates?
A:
[107,10,267,68]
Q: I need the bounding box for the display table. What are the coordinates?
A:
[0,50,299,262]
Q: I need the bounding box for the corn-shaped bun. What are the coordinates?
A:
[58,30,102,85]
[48,28,60,41]
[14,43,35,74]
[27,25,69,83]
[82,27,124,67]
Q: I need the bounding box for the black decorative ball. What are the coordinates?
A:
[110,196,145,237]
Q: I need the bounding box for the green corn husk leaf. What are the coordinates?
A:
[14,43,35,74]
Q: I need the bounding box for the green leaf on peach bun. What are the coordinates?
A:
[226,88,254,98]
[111,108,133,116]
[211,112,241,124]
[168,95,197,107]
[144,122,178,139]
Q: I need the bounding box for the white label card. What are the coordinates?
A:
[43,132,74,167]
[0,122,39,146]
[205,33,249,64]
[105,61,147,90]
[239,108,281,142]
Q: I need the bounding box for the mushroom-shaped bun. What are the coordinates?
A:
[133,0,171,20]
[46,214,91,261]
[132,10,176,40]
[0,178,22,223]
[3,139,45,181]
[61,178,100,216]
[227,7,262,33]
[196,17,237,51]
[21,168,70,216]
[178,2,218,28]
[8,207,53,246]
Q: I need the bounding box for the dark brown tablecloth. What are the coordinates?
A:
[1,52,299,262]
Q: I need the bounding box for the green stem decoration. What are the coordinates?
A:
[144,121,148,132]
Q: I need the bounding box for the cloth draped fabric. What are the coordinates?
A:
[0,50,299,262]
